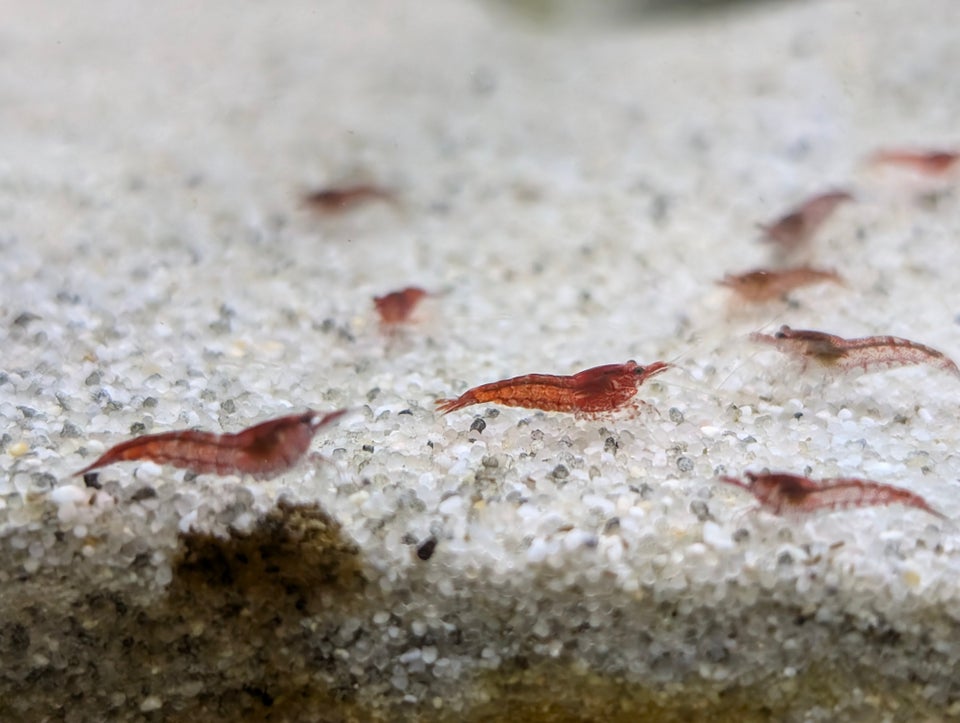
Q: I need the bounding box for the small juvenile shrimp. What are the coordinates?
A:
[759,190,854,251]
[302,185,397,214]
[75,409,347,480]
[869,149,959,175]
[718,266,843,303]
[374,286,429,325]
[436,360,670,418]
[750,325,960,378]
[719,471,945,518]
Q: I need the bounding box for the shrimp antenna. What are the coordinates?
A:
[644,312,785,401]
[711,312,789,392]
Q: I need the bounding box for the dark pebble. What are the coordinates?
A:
[416,537,437,561]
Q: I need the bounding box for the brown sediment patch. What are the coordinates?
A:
[466,658,934,723]
[0,499,373,722]
[162,498,371,721]
[170,497,366,614]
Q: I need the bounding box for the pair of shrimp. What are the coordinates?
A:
[436,360,671,418]
[757,149,958,252]
[76,409,347,480]
[719,471,944,519]
[751,325,960,378]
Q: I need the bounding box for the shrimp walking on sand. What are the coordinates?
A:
[869,149,959,176]
[436,360,670,418]
[750,325,960,378]
[374,286,428,325]
[302,185,397,214]
[719,266,843,303]
[719,471,945,518]
[759,190,853,251]
[75,409,347,480]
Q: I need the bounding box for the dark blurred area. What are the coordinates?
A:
[485,0,784,24]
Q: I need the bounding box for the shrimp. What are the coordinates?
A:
[302,185,397,214]
[719,471,945,518]
[436,360,670,417]
[759,190,853,251]
[75,409,347,480]
[718,266,843,303]
[750,325,960,378]
[374,286,429,325]
[869,149,959,175]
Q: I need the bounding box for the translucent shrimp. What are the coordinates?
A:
[750,325,960,378]
[719,266,843,303]
[719,471,945,518]
[869,149,959,176]
[75,409,347,480]
[374,286,429,325]
[436,360,670,418]
[302,185,397,214]
[759,190,853,251]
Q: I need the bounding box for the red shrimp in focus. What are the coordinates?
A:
[750,325,960,378]
[719,471,945,518]
[759,190,853,251]
[302,185,397,214]
[719,266,843,303]
[436,360,670,418]
[374,286,429,325]
[869,149,959,176]
[75,409,347,480]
